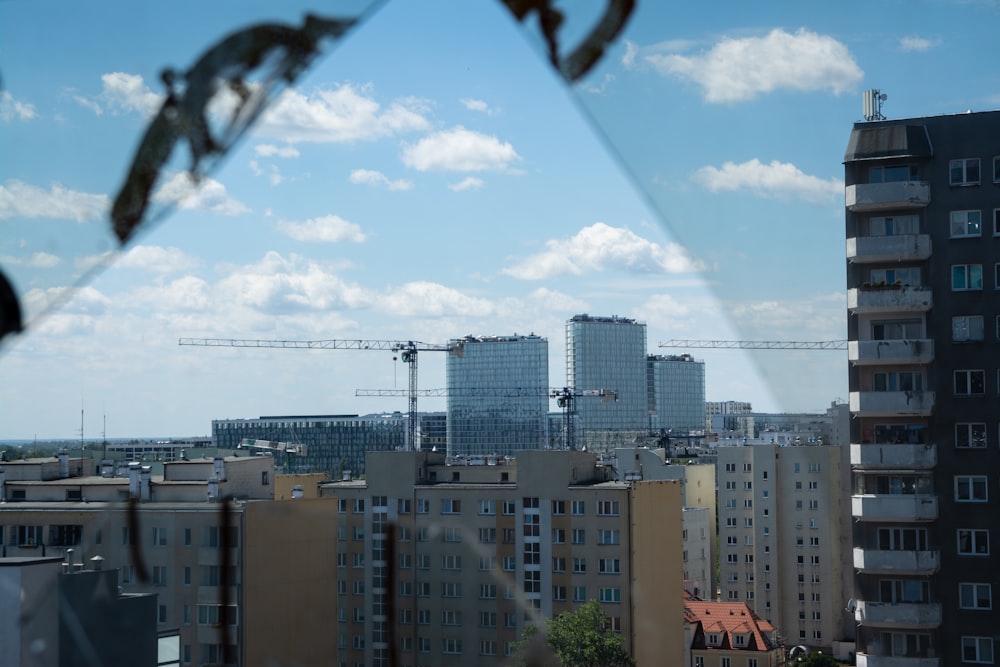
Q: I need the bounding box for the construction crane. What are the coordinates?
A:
[178,337,462,450]
[659,339,847,350]
[355,386,618,451]
[237,438,307,473]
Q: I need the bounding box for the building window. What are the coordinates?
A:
[442,554,462,570]
[599,587,621,603]
[951,158,981,186]
[480,583,497,599]
[571,500,585,515]
[416,498,429,514]
[596,500,620,516]
[441,498,461,514]
[553,557,566,572]
[951,210,983,237]
[598,558,621,574]
[869,214,919,236]
[953,264,984,291]
[479,528,496,544]
[871,267,920,286]
[553,586,567,601]
[572,529,586,545]
[955,370,986,396]
[874,371,922,392]
[552,499,565,515]
[573,586,586,602]
[962,636,994,664]
[573,557,586,574]
[480,640,497,656]
[954,315,985,342]
[152,566,167,586]
[48,525,82,547]
[552,528,566,544]
[960,583,993,610]
[442,639,462,655]
[443,527,461,543]
[994,157,1000,182]
[958,529,990,556]
[503,500,517,515]
[503,556,517,571]
[598,529,620,545]
[956,476,989,502]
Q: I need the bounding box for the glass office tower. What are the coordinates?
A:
[648,353,706,433]
[566,314,648,450]
[445,334,548,457]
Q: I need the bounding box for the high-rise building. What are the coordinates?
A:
[445,334,548,457]
[845,109,1000,664]
[647,353,706,433]
[716,443,850,655]
[566,315,648,450]
[320,449,685,667]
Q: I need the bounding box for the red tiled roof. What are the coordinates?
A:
[684,598,778,650]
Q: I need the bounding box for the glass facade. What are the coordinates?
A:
[565,315,648,450]
[446,335,548,457]
[647,354,706,433]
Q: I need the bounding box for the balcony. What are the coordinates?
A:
[849,339,933,366]
[857,654,939,667]
[846,181,930,212]
[850,391,934,417]
[852,494,938,522]
[855,601,942,629]
[854,547,939,575]
[851,444,936,470]
[848,287,932,314]
[847,235,932,264]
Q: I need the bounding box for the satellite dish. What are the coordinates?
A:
[879,93,888,101]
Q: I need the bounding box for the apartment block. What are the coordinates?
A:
[716,443,849,654]
[845,109,1000,664]
[319,449,684,667]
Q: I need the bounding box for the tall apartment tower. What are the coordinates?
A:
[845,109,1000,664]
[566,315,648,450]
[647,353,706,433]
[445,334,548,457]
[716,443,848,655]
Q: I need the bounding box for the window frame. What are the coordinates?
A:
[952,264,984,291]
[958,528,990,556]
[950,157,981,186]
[953,315,985,342]
[950,210,983,238]
[955,475,989,503]
[959,583,993,611]
[956,423,987,449]
[954,369,986,396]
[962,636,994,664]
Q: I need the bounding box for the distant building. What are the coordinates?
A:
[566,315,648,450]
[705,401,754,436]
[844,109,1000,664]
[648,354,706,434]
[445,334,548,457]
[320,449,685,667]
[684,594,785,667]
[716,443,851,655]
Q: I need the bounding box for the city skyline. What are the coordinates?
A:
[3,1,999,439]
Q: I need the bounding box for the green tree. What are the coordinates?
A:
[793,651,841,667]
[515,600,635,667]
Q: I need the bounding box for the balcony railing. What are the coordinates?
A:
[849,339,933,366]
[851,444,936,469]
[852,494,938,522]
[855,601,942,629]
[847,287,932,313]
[847,234,932,263]
[846,181,930,212]
[856,654,940,667]
[850,391,935,417]
[853,547,939,575]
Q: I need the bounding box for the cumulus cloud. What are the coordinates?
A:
[503,222,705,280]
[460,98,495,114]
[216,252,371,313]
[22,285,111,333]
[0,91,37,121]
[257,83,431,143]
[377,281,493,318]
[401,126,521,172]
[645,28,863,103]
[692,159,842,203]
[98,72,163,116]
[116,245,201,273]
[152,173,250,216]
[349,169,413,191]
[122,275,213,312]
[899,35,939,52]
[448,177,484,192]
[254,144,301,158]
[276,215,367,243]
[524,287,588,313]
[0,180,108,222]
[622,40,639,68]
[0,252,61,269]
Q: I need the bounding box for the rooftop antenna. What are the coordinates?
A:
[863,89,887,121]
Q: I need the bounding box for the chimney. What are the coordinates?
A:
[58,450,70,478]
[213,457,227,482]
[140,466,152,502]
[64,548,74,573]
[128,462,141,499]
[90,555,104,571]
[207,476,220,502]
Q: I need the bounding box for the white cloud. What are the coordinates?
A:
[645,28,863,103]
[377,281,493,318]
[122,275,213,312]
[524,287,589,313]
[254,144,301,158]
[899,35,940,52]
[503,222,705,280]
[257,83,431,143]
[622,40,639,68]
[23,285,111,333]
[0,252,61,268]
[277,215,367,243]
[98,72,163,116]
[152,173,250,216]
[0,179,108,222]
[115,245,201,273]
[460,98,496,115]
[0,91,37,121]
[692,159,842,203]
[448,177,484,192]
[349,169,413,191]
[401,126,521,172]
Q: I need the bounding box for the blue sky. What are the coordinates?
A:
[2,0,999,439]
